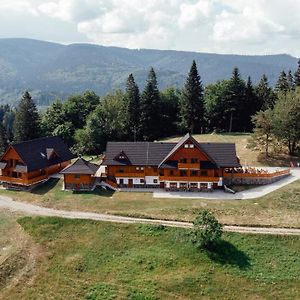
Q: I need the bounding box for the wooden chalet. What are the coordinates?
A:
[0,136,74,189]
[102,133,241,191]
[60,158,99,191]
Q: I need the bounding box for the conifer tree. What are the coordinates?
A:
[287,70,295,90]
[179,60,204,134]
[275,70,289,93]
[294,59,300,87]
[125,74,140,141]
[0,122,8,154]
[140,68,161,141]
[256,74,276,110]
[13,91,40,142]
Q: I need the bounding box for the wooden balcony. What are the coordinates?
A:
[178,163,200,169]
[115,172,144,178]
[0,174,48,186]
[160,176,219,182]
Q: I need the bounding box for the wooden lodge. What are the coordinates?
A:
[0,136,74,190]
[60,158,99,191]
[102,133,241,191]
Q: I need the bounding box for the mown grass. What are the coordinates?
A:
[2,216,299,299]
[1,178,300,228]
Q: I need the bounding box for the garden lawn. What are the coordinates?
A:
[1,216,299,300]
[1,178,300,228]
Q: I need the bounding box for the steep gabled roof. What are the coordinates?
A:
[158,133,217,168]
[60,158,99,175]
[103,135,241,168]
[103,142,174,166]
[2,136,75,172]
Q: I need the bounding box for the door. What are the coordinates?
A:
[128,179,133,188]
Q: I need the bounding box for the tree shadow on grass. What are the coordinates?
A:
[30,178,60,195]
[72,187,115,197]
[206,240,251,270]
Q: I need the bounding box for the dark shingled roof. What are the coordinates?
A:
[60,158,99,175]
[103,134,240,168]
[5,136,75,172]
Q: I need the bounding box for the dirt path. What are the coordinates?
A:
[1,195,300,236]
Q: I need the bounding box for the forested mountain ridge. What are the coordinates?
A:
[0,38,298,106]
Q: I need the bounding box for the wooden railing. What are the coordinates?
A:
[224,169,290,179]
[0,174,48,185]
[115,172,144,178]
[178,163,200,169]
[160,176,219,182]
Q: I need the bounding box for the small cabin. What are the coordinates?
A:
[60,158,99,191]
[0,136,74,190]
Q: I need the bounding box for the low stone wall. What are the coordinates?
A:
[223,172,290,186]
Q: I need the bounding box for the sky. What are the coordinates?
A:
[1,0,300,57]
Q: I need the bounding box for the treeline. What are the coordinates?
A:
[1,60,300,156]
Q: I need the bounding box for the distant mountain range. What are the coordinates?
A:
[0,38,298,107]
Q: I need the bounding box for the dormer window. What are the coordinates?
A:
[115,151,129,161]
[119,155,125,159]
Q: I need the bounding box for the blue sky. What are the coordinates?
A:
[1,0,299,57]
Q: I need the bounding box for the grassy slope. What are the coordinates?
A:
[1,216,299,300]
[1,178,300,228]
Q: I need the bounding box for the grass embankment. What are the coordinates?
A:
[1,216,299,299]
[1,178,300,228]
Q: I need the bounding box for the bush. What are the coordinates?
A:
[189,210,223,250]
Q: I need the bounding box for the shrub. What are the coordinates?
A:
[189,210,223,250]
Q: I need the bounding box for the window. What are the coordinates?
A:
[191,170,198,176]
[118,168,124,173]
[190,183,198,188]
[153,179,158,184]
[159,170,164,176]
[189,144,194,148]
[180,170,187,177]
[191,158,198,163]
[119,155,125,159]
[10,159,14,167]
[140,178,145,184]
[141,167,144,171]
[184,144,189,148]
[201,170,208,176]
[75,174,81,179]
[179,158,187,163]
[136,167,140,171]
[119,179,124,185]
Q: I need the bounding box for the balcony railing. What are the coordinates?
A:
[178,163,200,169]
[115,172,144,178]
[0,174,48,186]
[223,169,290,179]
[160,175,219,182]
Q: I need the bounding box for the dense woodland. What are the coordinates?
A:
[0,60,300,157]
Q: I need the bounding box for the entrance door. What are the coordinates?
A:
[128,179,133,188]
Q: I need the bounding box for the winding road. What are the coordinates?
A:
[1,195,300,236]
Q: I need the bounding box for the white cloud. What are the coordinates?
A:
[1,0,300,56]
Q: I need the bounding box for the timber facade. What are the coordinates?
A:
[0,136,74,189]
[60,158,99,191]
[103,133,241,191]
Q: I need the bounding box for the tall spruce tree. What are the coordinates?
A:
[256,74,276,110]
[287,70,295,90]
[13,91,40,142]
[225,67,246,132]
[294,59,300,87]
[125,74,140,141]
[275,70,289,93]
[0,122,8,154]
[179,60,204,134]
[244,76,259,131]
[140,68,161,141]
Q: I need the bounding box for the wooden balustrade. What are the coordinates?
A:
[160,176,219,182]
[178,163,200,169]
[115,172,144,178]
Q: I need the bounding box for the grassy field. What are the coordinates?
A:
[1,216,300,300]
[1,178,300,228]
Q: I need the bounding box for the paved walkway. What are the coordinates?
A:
[1,195,300,235]
[153,169,300,200]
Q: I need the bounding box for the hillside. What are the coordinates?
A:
[0,38,298,106]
